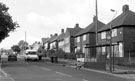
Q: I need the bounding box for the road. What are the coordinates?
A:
[0,58,131,81]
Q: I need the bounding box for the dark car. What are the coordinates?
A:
[8,54,17,61]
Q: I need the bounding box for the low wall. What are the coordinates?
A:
[84,62,106,70]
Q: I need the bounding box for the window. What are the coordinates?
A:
[83,34,86,41]
[112,29,117,37]
[102,47,106,55]
[82,45,86,53]
[65,37,69,43]
[77,37,80,42]
[101,32,106,39]
[65,46,70,53]
[58,41,64,47]
[119,42,123,57]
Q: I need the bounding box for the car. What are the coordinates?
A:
[25,50,39,61]
[8,54,17,61]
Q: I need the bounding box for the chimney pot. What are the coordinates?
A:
[61,29,64,33]
[55,33,58,36]
[75,23,79,28]
[93,16,96,22]
[50,34,53,37]
[122,4,129,13]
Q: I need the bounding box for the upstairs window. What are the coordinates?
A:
[112,29,117,37]
[101,32,106,39]
[77,37,80,42]
[83,34,86,41]
[65,37,69,43]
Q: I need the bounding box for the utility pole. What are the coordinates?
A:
[95,0,98,61]
[95,0,98,45]
[110,9,117,72]
[24,31,26,55]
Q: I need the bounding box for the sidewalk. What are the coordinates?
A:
[57,58,135,80]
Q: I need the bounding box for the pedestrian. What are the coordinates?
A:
[75,61,84,69]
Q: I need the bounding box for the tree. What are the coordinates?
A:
[0,2,19,42]
[11,45,20,53]
[18,40,28,50]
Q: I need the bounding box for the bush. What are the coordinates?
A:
[66,53,76,60]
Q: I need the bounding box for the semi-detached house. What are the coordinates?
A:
[97,5,135,64]
[64,23,83,53]
[75,16,105,62]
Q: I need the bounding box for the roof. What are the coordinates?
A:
[56,33,65,41]
[48,35,58,43]
[66,26,83,37]
[98,5,135,32]
[42,38,49,43]
[75,20,105,36]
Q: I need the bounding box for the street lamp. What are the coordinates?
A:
[109,9,117,72]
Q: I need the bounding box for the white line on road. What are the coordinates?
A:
[9,77,15,81]
[41,67,51,71]
[0,69,8,77]
[32,65,51,71]
[82,79,88,81]
[56,71,72,77]
[0,69,15,81]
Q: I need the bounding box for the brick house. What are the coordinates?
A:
[49,34,58,50]
[64,23,83,53]
[97,5,135,64]
[57,29,65,51]
[45,34,58,50]
[42,38,49,49]
[75,17,105,61]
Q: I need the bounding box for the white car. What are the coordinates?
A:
[25,50,39,61]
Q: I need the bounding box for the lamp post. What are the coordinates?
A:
[110,9,117,72]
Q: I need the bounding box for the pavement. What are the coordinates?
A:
[56,58,135,80]
[0,57,135,80]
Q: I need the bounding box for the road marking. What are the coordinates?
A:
[41,67,51,71]
[56,71,72,77]
[0,69,8,77]
[9,77,15,81]
[82,79,88,81]
[0,69,15,81]
[31,65,51,71]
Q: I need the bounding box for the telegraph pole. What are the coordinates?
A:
[95,0,98,45]
[24,31,26,55]
[95,0,98,61]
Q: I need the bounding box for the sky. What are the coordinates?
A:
[0,0,135,49]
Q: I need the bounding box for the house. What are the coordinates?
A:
[97,5,135,64]
[56,29,65,51]
[49,34,58,50]
[64,23,83,53]
[31,41,41,51]
[75,16,105,62]
[42,37,49,49]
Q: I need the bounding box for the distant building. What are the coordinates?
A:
[63,23,83,53]
[75,16,105,61]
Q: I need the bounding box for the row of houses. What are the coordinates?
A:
[42,5,135,63]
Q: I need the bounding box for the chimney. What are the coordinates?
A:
[55,33,58,36]
[93,16,96,22]
[50,34,53,37]
[61,29,64,34]
[122,4,129,13]
[75,23,79,28]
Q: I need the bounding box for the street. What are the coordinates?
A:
[0,58,130,81]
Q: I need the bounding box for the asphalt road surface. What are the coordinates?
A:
[0,58,131,81]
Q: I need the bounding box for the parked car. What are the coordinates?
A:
[25,50,39,61]
[8,54,17,61]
